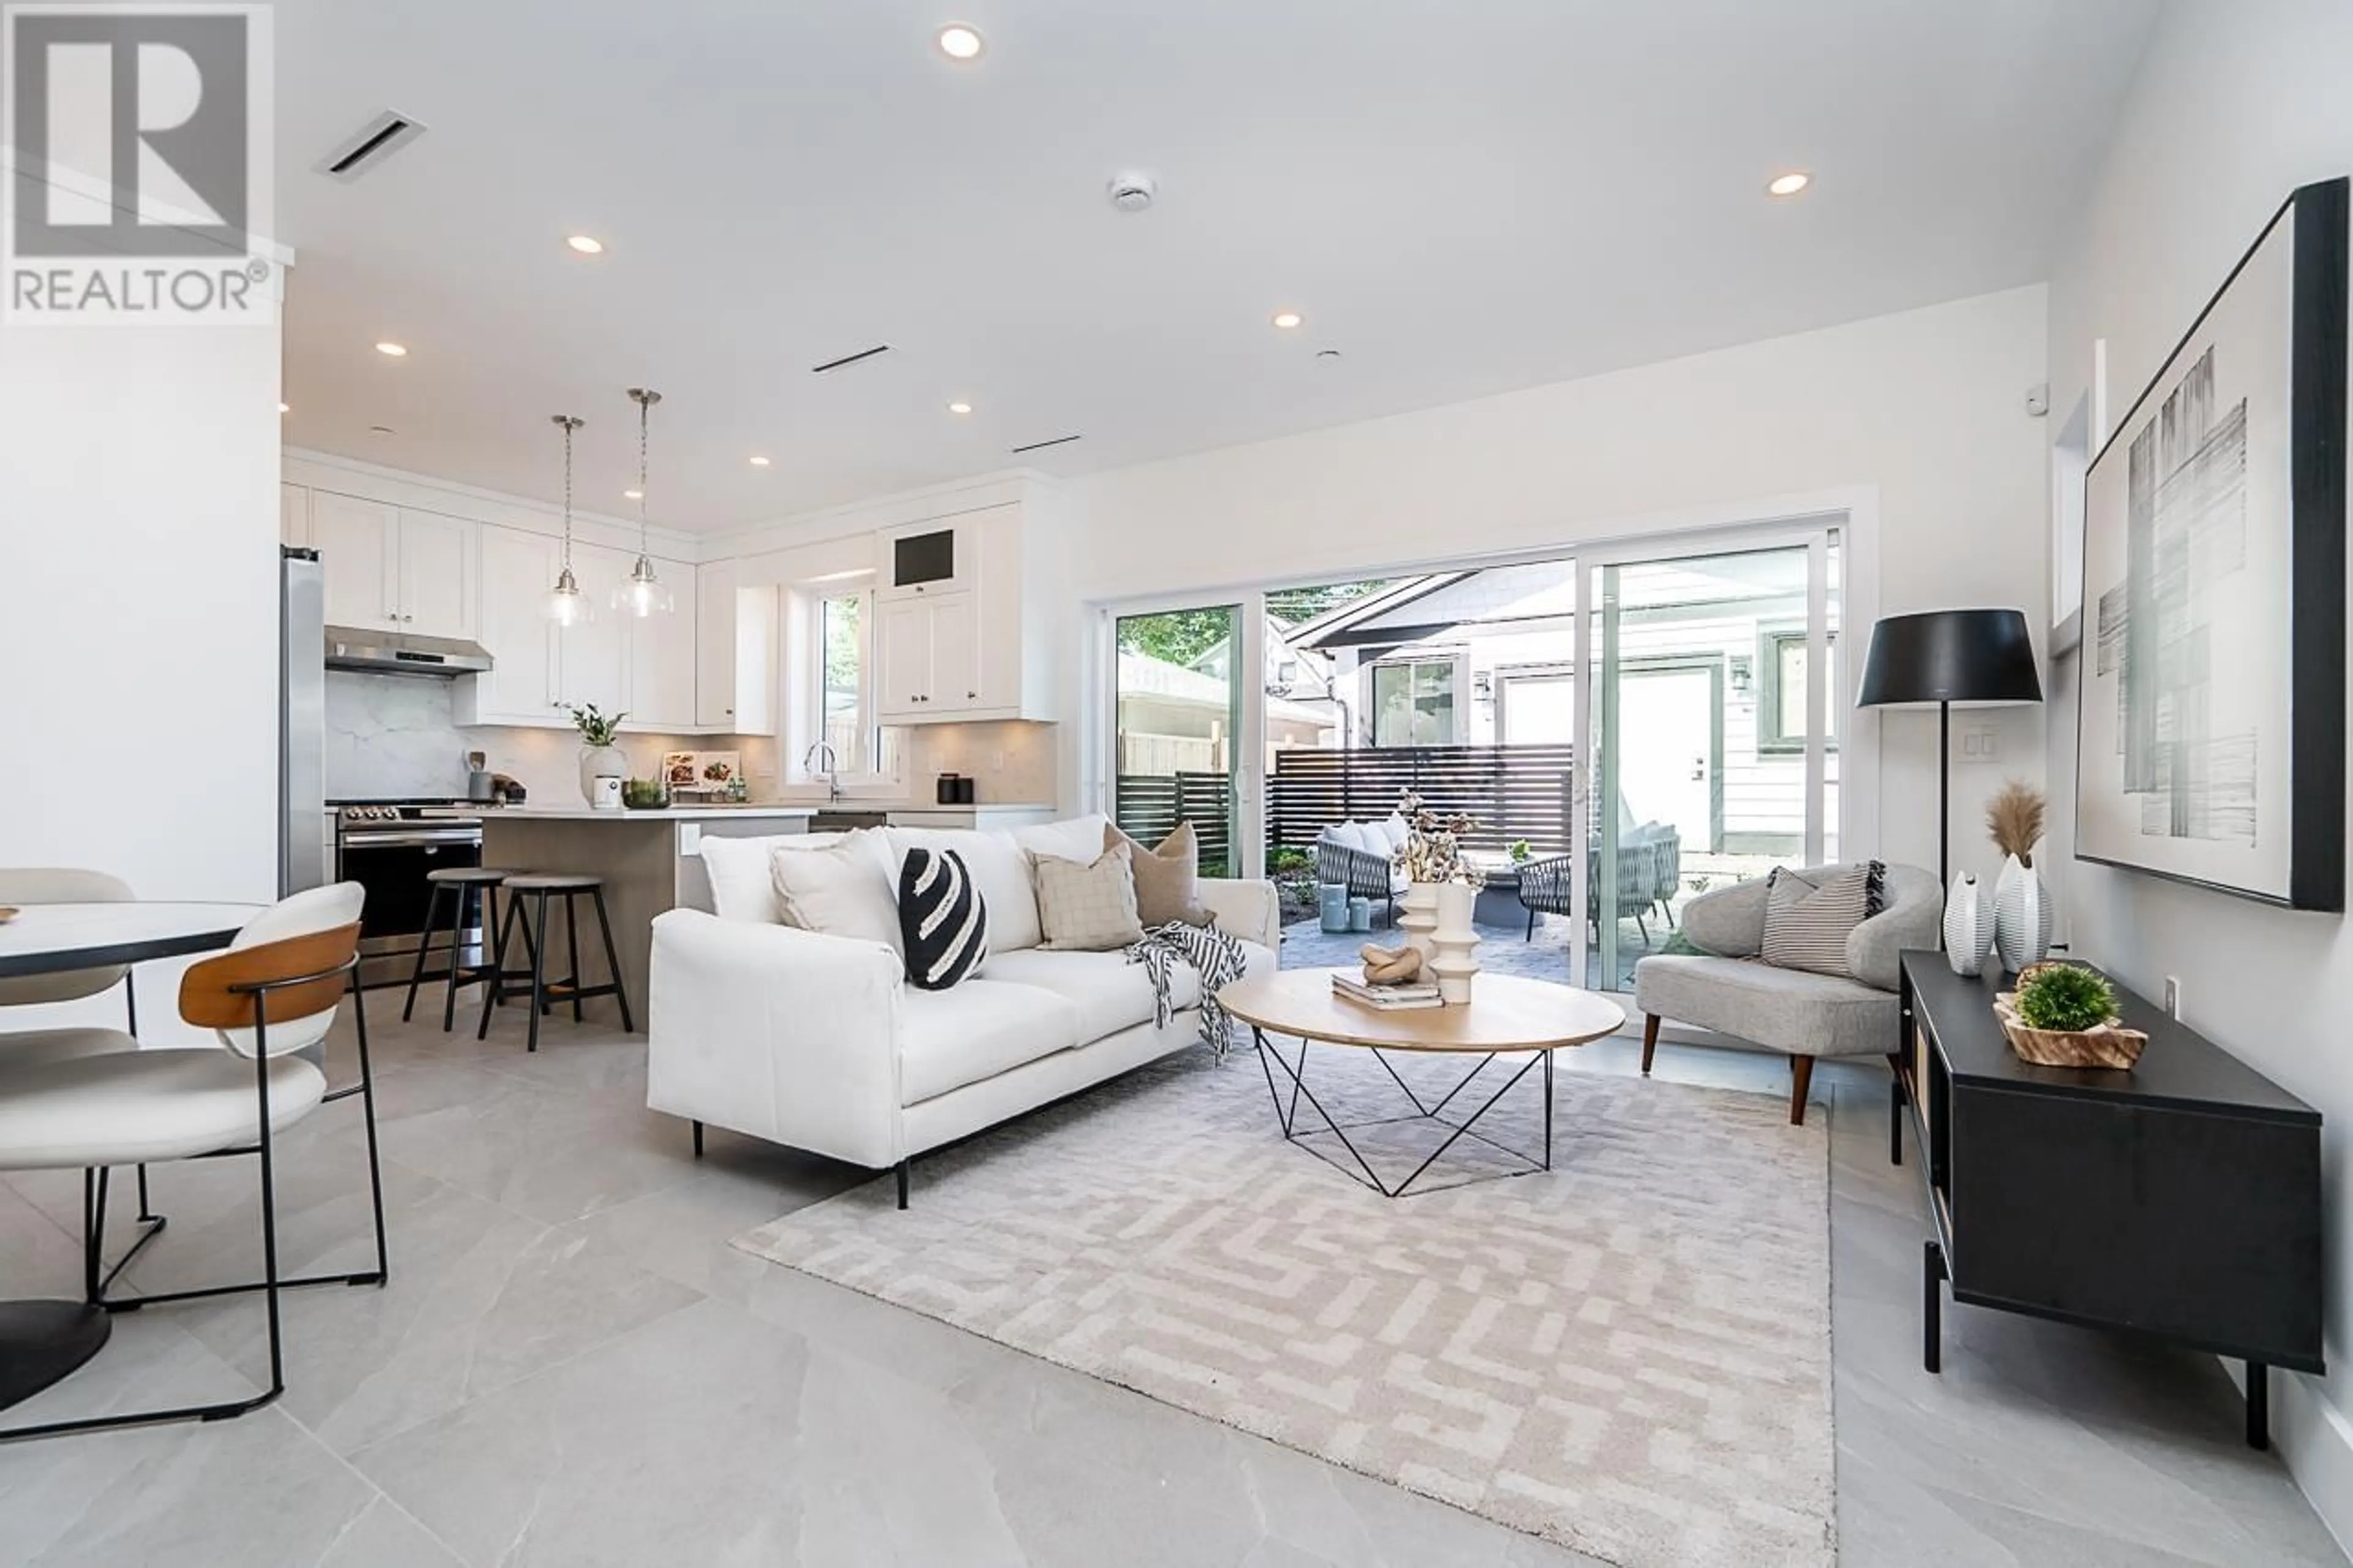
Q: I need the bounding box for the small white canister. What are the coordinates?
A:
[591,774,624,810]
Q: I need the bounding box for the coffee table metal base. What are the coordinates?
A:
[1250,1025,1555,1198]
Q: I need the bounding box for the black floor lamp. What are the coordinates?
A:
[1855,608,2043,893]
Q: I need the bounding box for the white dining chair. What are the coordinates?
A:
[0,883,389,1442]
[0,868,143,1067]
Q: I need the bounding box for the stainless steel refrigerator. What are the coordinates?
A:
[280,547,330,895]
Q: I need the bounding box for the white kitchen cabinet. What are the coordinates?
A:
[877,590,979,721]
[627,573,699,731]
[309,491,479,640]
[697,561,777,733]
[556,542,631,718]
[457,524,557,727]
[311,491,398,629]
[395,509,478,641]
[279,484,310,548]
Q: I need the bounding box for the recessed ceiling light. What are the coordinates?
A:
[749,455,771,467]
[566,235,605,255]
[623,488,643,501]
[1767,172,1811,197]
[1271,311,1304,330]
[936,23,985,60]
[947,401,973,415]
[374,341,407,357]
[278,401,290,413]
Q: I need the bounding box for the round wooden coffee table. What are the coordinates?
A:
[1218,967,1625,1197]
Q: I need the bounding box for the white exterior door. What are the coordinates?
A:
[1618,665,1716,849]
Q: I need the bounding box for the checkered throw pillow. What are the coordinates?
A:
[1033,842,1145,952]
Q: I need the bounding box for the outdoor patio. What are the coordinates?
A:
[1276,898,1694,991]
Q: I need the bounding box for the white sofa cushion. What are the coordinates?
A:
[885,826,1041,953]
[703,831,838,923]
[770,830,903,956]
[982,940,1278,1045]
[899,979,1080,1104]
[978,949,1176,1042]
[1012,813,1111,864]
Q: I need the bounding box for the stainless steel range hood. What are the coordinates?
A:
[325,626,494,676]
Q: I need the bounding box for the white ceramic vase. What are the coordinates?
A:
[1993,854,2053,974]
[579,743,627,807]
[1941,873,1995,977]
[1399,882,1440,963]
[1430,882,1481,1005]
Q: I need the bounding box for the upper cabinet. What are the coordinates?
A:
[309,491,478,642]
[877,521,971,600]
[279,484,310,548]
[696,560,777,733]
[457,525,557,726]
[871,501,1058,725]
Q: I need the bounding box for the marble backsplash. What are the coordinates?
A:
[325,670,1059,808]
[324,672,719,805]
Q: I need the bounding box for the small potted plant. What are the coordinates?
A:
[1507,838,1533,866]
[559,702,629,806]
[1995,961,2146,1069]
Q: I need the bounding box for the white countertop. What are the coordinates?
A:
[431,805,819,823]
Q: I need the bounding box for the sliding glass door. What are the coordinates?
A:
[1113,605,1245,876]
[1582,533,1838,992]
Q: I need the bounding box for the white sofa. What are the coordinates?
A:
[646,814,1280,1205]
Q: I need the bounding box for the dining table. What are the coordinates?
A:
[0,900,260,1418]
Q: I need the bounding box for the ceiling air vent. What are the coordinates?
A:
[811,344,892,374]
[319,111,428,181]
[1010,434,1082,455]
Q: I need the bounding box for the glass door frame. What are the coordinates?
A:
[1099,592,1267,881]
[1571,519,1843,999]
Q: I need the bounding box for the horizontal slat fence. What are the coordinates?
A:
[1115,771,1235,873]
[1268,745,1577,857]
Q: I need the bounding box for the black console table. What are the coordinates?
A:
[1893,953,2323,1449]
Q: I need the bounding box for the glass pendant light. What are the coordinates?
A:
[614,387,674,616]
[545,414,590,626]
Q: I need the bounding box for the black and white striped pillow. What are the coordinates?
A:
[898,847,988,990]
[1759,862,1884,978]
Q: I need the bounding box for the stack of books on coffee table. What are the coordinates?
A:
[1331,972,1444,1010]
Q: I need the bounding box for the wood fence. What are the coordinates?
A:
[1268,744,1577,855]
[1115,772,1235,873]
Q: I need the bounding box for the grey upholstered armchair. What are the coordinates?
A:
[1630,862,1941,1126]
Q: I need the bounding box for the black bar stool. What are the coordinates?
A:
[401,868,515,1032]
[476,873,634,1051]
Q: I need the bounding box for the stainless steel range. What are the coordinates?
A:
[332,798,487,988]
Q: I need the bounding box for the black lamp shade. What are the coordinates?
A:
[1856,608,2042,707]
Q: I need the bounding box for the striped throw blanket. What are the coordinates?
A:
[1125,921,1249,1057]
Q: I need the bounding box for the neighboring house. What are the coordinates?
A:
[1116,650,1333,776]
[1281,561,1835,860]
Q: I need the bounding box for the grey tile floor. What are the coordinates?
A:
[0,988,2342,1567]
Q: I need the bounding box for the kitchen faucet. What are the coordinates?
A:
[801,740,841,803]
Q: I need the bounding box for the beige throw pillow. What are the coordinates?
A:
[1104,820,1211,928]
[1034,842,1145,952]
[769,830,905,956]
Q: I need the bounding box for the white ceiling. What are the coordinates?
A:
[275,0,2160,532]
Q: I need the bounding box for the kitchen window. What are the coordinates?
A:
[1371,656,1458,746]
[806,588,897,783]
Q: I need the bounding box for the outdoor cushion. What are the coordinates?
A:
[1376,812,1411,852]
[1632,953,1895,1060]
[898,980,1080,1103]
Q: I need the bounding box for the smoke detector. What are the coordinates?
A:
[1108,172,1158,213]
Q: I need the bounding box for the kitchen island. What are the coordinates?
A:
[432,805,815,1029]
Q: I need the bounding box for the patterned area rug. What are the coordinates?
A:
[733,1045,1834,1568]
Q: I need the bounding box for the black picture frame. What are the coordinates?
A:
[2074,176,2348,912]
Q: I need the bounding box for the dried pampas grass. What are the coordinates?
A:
[1986,780,2045,866]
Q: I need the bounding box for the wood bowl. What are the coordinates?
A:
[1991,990,2147,1069]
[0,906,17,925]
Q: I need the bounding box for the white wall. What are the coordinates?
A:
[1070,284,2055,890]
[1,320,282,1042]
[2045,0,2353,1539]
